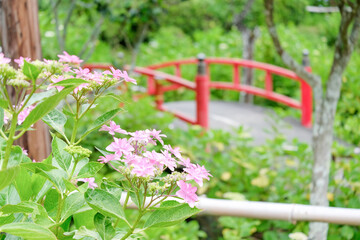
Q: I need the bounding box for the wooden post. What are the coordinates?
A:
[1,0,51,161]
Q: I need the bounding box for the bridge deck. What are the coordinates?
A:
[165,101,313,145]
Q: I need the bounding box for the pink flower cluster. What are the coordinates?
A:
[0,54,31,66]
[3,104,36,126]
[57,51,83,65]
[0,53,11,64]
[98,121,211,208]
[103,67,137,85]
[77,178,98,189]
[47,52,136,94]
[17,105,35,125]
[14,57,31,67]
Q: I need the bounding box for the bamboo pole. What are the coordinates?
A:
[120,194,360,226]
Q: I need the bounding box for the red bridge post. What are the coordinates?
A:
[154,77,164,111]
[148,76,156,95]
[301,50,313,128]
[196,53,210,129]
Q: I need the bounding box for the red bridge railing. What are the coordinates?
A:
[84,53,312,129]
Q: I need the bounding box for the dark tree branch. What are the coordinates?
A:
[52,0,64,52]
[328,1,360,79]
[325,1,360,113]
[345,0,356,10]
[337,1,355,54]
[135,23,149,50]
[233,0,255,31]
[350,0,360,46]
[264,0,323,140]
[122,31,134,51]
[62,0,77,46]
[129,23,149,73]
[263,0,322,90]
[78,15,104,58]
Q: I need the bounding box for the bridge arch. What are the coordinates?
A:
[84,55,313,128]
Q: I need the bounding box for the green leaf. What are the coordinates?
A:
[0,215,14,226]
[101,93,125,103]
[78,182,89,193]
[0,193,5,206]
[143,200,201,229]
[73,209,96,229]
[0,222,56,240]
[93,108,122,126]
[95,147,112,156]
[94,213,116,240]
[62,108,75,117]
[32,205,53,227]
[80,103,97,116]
[34,180,53,203]
[0,202,52,226]
[14,167,32,201]
[37,168,67,193]
[30,156,53,201]
[82,108,122,137]
[23,61,41,82]
[0,97,8,109]
[22,86,76,130]
[8,146,30,168]
[21,162,58,172]
[63,178,78,192]
[130,191,143,209]
[76,162,104,178]
[24,90,56,108]
[52,136,72,172]
[0,166,18,191]
[0,203,34,214]
[52,78,89,87]
[43,109,67,137]
[71,158,89,180]
[0,107,4,129]
[84,189,125,221]
[61,192,85,222]
[66,226,101,239]
[101,181,122,200]
[44,189,59,219]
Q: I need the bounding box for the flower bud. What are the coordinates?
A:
[7,78,30,88]
[64,145,92,158]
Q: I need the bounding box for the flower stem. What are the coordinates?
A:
[123,191,130,209]
[0,129,8,140]
[69,157,78,179]
[70,119,79,144]
[120,211,144,240]
[1,114,18,170]
[70,96,83,144]
[55,194,65,236]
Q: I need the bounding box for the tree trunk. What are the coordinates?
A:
[241,28,259,103]
[1,0,51,161]
[263,1,360,239]
[309,64,347,239]
[309,104,333,239]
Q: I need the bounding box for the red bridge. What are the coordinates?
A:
[84,54,313,130]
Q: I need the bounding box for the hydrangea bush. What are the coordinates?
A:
[0,52,210,239]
